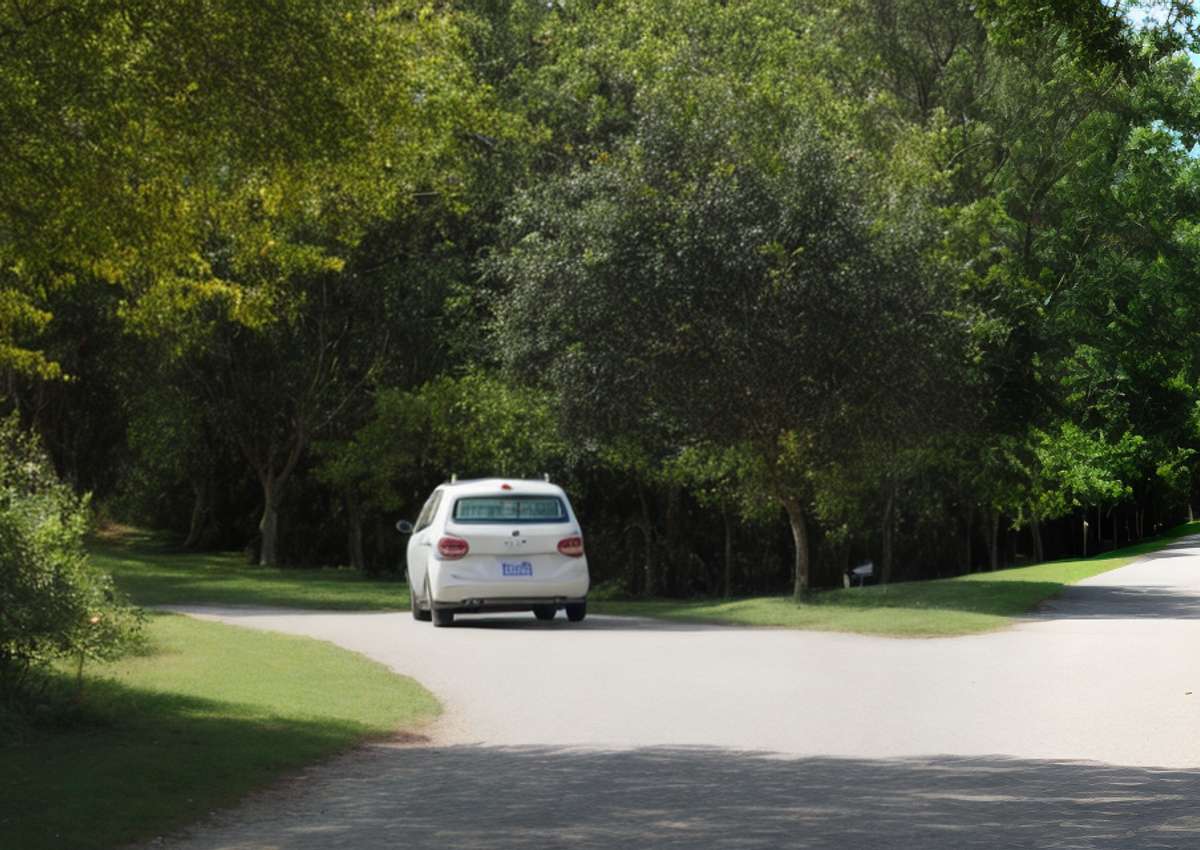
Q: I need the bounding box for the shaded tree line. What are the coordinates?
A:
[5,0,1200,599]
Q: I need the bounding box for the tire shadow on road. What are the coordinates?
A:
[160,606,728,632]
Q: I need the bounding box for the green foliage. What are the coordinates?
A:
[0,0,364,372]
[977,0,1199,73]
[491,42,959,594]
[1,0,502,376]
[318,370,568,517]
[10,0,1200,595]
[0,417,143,697]
[663,443,778,526]
[1034,424,1145,515]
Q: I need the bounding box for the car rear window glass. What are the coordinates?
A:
[452,495,568,523]
[414,491,442,532]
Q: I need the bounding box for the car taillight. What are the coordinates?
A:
[437,536,469,559]
[558,536,584,557]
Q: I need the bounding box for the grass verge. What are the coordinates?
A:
[92,521,1198,636]
[93,527,409,610]
[0,613,438,850]
[593,521,1200,637]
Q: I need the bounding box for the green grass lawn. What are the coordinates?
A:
[94,521,1198,637]
[594,521,1200,636]
[0,613,439,850]
[94,527,410,610]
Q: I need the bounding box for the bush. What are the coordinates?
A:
[0,415,143,701]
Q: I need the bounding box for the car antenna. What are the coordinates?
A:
[451,473,457,483]
[543,472,550,482]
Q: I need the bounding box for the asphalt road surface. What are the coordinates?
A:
[153,537,1200,849]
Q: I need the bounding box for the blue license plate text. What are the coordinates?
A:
[502,561,533,577]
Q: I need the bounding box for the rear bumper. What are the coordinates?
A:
[431,560,589,606]
[433,595,587,614]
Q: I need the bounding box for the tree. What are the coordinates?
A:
[0,0,424,378]
[107,1,504,566]
[493,72,955,597]
[120,364,241,549]
[665,442,779,597]
[317,371,568,571]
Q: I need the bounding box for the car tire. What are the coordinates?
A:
[411,576,431,622]
[532,604,557,621]
[565,602,587,622]
[428,578,453,628]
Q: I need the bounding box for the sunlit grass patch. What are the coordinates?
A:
[595,522,1200,637]
[93,530,409,611]
[0,613,438,850]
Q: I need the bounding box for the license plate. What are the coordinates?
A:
[502,561,533,577]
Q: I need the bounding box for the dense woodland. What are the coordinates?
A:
[6,0,1200,600]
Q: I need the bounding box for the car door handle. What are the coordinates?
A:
[418,541,432,547]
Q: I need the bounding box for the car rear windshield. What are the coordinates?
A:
[452,495,568,523]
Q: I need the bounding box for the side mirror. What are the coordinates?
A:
[395,519,414,535]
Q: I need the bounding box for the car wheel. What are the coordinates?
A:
[565,602,586,623]
[411,576,431,622]
[425,577,453,627]
[532,604,557,621]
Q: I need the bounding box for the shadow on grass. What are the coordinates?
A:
[0,673,393,850]
[158,743,1200,850]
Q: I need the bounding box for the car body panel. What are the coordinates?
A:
[404,479,590,619]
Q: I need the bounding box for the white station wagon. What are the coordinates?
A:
[397,478,590,627]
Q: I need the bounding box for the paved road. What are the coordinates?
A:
[154,538,1200,849]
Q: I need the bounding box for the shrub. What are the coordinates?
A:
[0,415,143,700]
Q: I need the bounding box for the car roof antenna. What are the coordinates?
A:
[450,473,457,483]
[543,472,550,482]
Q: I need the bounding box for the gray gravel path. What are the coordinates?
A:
[150,537,1200,849]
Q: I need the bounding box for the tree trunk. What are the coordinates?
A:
[1030,513,1044,563]
[637,486,658,597]
[987,509,1000,572]
[183,481,208,549]
[664,485,682,595]
[258,475,283,567]
[259,502,280,566]
[723,508,733,599]
[782,497,810,601]
[239,426,307,569]
[880,484,897,584]
[961,505,973,574]
[347,497,366,571]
